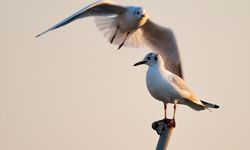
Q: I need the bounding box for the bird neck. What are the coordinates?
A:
[149,62,164,72]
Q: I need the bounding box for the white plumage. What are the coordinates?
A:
[36,0,183,78]
[134,52,219,112]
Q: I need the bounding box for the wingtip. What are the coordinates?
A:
[35,32,45,38]
[35,34,41,38]
[214,105,220,109]
[35,29,51,38]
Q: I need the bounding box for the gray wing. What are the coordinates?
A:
[141,19,183,78]
[170,74,192,94]
[169,74,203,106]
[35,0,127,37]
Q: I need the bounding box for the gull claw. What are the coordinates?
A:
[165,118,176,128]
[152,118,176,135]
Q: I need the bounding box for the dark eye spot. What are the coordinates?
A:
[154,56,158,61]
[147,56,151,60]
[137,11,140,15]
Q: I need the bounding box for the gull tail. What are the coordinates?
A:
[184,98,219,111]
[201,100,220,109]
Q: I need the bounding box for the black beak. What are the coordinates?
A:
[133,60,147,66]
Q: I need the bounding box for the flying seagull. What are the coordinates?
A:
[134,52,219,120]
[36,0,183,78]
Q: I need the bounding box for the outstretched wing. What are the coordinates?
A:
[95,18,183,78]
[35,0,127,37]
[36,1,183,79]
[141,19,183,78]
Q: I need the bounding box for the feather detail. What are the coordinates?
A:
[95,16,145,48]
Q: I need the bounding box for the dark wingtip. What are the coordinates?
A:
[34,28,51,38]
[35,32,45,38]
[214,105,220,109]
[35,34,41,38]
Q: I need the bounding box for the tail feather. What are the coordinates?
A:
[201,100,220,109]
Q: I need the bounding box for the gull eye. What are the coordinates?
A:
[147,56,151,60]
[137,11,140,15]
[154,56,158,61]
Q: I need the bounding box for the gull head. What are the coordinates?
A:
[127,6,149,28]
[134,52,160,67]
[132,7,148,19]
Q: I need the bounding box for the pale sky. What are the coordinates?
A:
[1,0,250,150]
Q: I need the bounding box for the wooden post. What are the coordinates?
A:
[152,119,175,150]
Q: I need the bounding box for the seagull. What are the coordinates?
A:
[35,0,183,78]
[134,52,219,120]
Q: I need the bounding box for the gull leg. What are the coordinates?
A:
[164,103,167,119]
[166,103,177,128]
[110,26,120,44]
[117,32,130,50]
[173,103,177,120]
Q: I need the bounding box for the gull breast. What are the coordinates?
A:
[146,67,179,103]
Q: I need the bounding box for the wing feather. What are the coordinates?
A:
[95,16,145,48]
[169,74,203,106]
[36,1,184,80]
[141,19,183,78]
[36,0,127,37]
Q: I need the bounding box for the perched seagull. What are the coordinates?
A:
[36,0,183,78]
[134,52,219,120]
